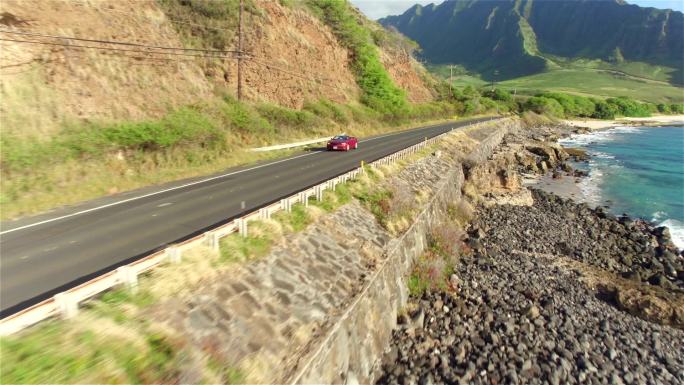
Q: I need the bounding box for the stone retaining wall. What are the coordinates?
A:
[151,119,513,384]
[289,122,513,384]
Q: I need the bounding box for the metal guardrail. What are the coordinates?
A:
[0,123,486,336]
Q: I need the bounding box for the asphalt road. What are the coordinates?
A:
[0,117,495,316]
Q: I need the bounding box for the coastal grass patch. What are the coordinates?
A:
[0,299,183,385]
[497,68,684,104]
[408,220,468,297]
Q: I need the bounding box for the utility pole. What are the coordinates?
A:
[449,65,454,99]
[237,0,244,101]
[491,69,499,91]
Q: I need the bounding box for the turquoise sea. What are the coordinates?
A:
[559,125,684,249]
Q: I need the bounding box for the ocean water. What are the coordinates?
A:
[559,126,684,249]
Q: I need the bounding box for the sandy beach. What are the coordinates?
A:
[564,114,684,130]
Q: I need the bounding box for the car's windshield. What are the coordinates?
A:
[332,135,347,140]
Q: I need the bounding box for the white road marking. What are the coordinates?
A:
[0,150,323,235]
[0,120,469,236]
[20,255,28,260]
[157,202,173,207]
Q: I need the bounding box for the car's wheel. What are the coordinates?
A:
[354,142,358,149]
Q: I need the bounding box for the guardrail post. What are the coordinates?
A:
[204,231,220,250]
[259,207,270,219]
[117,265,138,293]
[300,192,308,207]
[236,218,248,237]
[166,246,182,263]
[54,292,78,318]
[282,198,292,212]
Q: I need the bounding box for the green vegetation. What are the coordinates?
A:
[497,69,684,104]
[0,288,182,385]
[219,231,273,264]
[435,67,684,105]
[381,0,683,85]
[523,92,679,120]
[0,92,494,220]
[408,220,468,296]
[306,0,407,113]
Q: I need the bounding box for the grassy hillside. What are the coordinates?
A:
[431,65,684,104]
[1,0,457,219]
[498,69,684,104]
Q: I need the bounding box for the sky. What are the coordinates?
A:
[350,0,684,20]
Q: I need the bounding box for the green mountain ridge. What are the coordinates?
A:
[379,0,684,85]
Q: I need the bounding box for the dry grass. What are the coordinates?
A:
[448,199,475,227]
[1,113,466,220]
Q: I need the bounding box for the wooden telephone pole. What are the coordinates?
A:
[449,65,453,97]
[237,0,244,101]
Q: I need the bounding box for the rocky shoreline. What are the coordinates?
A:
[376,123,684,385]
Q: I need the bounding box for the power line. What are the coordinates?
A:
[0,29,243,55]
[0,37,345,90]
[0,37,239,60]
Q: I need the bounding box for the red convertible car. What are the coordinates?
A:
[326,135,358,151]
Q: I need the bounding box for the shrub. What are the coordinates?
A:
[606,97,651,117]
[539,92,595,117]
[524,96,564,118]
[592,100,619,119]
[483,88,513,103]
[220,101,274,135]
[303,99,349,123]
[670,104,684,114]
[255,104,318,128]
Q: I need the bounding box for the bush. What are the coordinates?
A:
[482,88,513,103]
[524,96,564,118]
[303,99,349,123]
[97,107,222,151]
[255,104,318,128]
[592,100,619,119]
[606,97,651,117]
[670,104,684,114]
[538,92,595,118]
[219,100,274,135]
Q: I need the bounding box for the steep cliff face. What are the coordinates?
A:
[0,0,433,136]
[0,0,214,136]
[380,0,683,83]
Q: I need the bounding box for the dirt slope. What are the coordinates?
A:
[0,0,434,137]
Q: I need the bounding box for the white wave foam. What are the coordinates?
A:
[652,211,667,222]
[578,166,603,206]
[592,151,616,160]
[559,126,644,147]
[658,218,684,250]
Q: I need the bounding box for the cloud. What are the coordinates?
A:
[349,0,442,20]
